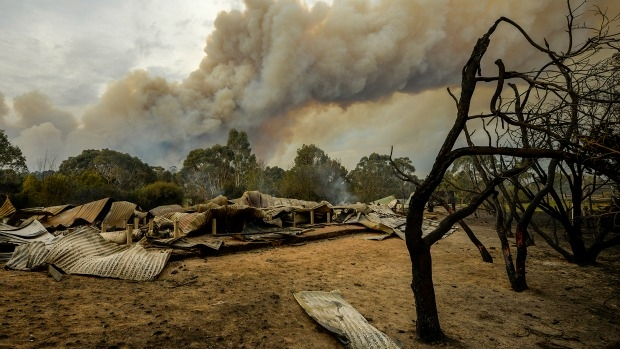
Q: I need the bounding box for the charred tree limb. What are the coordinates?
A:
[425,164,531,245]
[390,147,494,263]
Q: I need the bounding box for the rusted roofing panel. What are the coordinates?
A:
[103,201,137,229]
[45,227,170,281]
[7,204,74,226]
[0,195,16,219]
[42,198,111,229]
[43,204,74,216]
[11,204,73,217]
[294,290,400,349]
[233,191,331,211]
[209,195,230,206]
[163,212,209,235]
[149,204,186,217]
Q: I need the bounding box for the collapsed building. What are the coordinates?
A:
[0,191,455,281]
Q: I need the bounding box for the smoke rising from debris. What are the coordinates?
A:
[2,0,614,171]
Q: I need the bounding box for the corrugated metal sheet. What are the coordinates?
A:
[205,204,267,220]
[162,205,268,236]
[0,219,48,237]
[103,201,137,229]
[163,212,208,235]
[371,195,397,205]
[44,227,170,281]
[4,241,50,270]
[7,204,74,226]
[337,204,456,241]
[42,198,111,229]
[294,290,400,349]
[145,236,222,252]
[0,220,58,246]
[153,215,174,230]
[232,191,332,212]
[149,204,186,217]
[42,204,74,216]
[0,195,16,219]
[100,231,130,244]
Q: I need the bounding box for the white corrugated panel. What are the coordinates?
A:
[44,227,170,281]
[294,290,401,349]
[5,241,50,270]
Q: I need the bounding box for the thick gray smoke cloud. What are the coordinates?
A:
[3,0,616,171]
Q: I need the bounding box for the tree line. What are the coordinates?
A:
[0,129,417,210]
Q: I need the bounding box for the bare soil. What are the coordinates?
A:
[1,217,619,349]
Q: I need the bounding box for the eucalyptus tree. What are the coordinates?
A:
[348,153,416,203]
[0,129,27,194]
[280,144,349,203]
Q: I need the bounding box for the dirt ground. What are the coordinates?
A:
[1,217,619,349]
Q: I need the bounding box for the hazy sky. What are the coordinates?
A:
[0,0,615,174]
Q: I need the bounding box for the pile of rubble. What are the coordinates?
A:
[0,191,454,281]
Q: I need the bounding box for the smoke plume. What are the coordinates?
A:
[3,0,617,171]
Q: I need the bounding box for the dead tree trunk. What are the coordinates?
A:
[406,213,444,341]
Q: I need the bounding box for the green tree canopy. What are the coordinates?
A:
[135,181,184,210]
[257,165,285,197]
[58,149,156,191]
[179,129,261,201]
[0,130,27,172]
[348,153,417,203]
[0,130,28,195]
[280,144,349,203]
[226,129,258,197]
[180,144,233,201]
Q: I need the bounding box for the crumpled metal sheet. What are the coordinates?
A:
[149,204,186,217]
[294,290,401,349]
[233,191,332,212]
[0,220,59,246]
[99,231,130,244]
[144,236,222,252]
[44,227,170,281]
[164,204,268,236]
[102,201,137,229]
[0,195,16,219]
[41,198,111,229]
[4,241,50,270]
[0,219,49,238]
[163,211,209,235]
[370,195,397,206]
[240,220,302,235]
[6,204,73,226]
[342,205,457,241]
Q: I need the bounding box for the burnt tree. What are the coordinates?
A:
[401,3,620,342]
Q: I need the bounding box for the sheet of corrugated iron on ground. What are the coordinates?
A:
[0,220,60,262]
[4,241,51,270]
[45,227,171,281]
[6,226,171,281]
[294,290,401,349]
